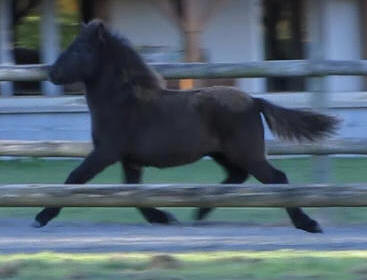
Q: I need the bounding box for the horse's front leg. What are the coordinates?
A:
[32,150,117,227]
[122,161,179,224]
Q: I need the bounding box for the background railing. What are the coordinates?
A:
[2,60,367,81]
[0,60,366,158]
[0,60,366,203]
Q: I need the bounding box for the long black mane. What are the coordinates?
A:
[101,24,164,99]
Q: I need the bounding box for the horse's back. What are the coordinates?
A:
[162,85,263,144]
[163,86,253,111]
[194,86,254,112]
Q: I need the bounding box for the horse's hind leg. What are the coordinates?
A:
[195,154,249,221]
[246,160,322,233]
[122,161,179,224]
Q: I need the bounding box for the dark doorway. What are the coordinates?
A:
[263,0,305,92]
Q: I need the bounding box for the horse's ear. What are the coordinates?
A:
[97,22,106,43]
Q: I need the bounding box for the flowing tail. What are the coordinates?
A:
[254,98,340,142]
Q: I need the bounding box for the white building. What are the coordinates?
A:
[0,0,364,94]
[99,0,365,93]
[1,0,367,142]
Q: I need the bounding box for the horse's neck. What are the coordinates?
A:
[85,80,109,105]
[85,57,122,97]
[84,45,162,107]
[85,82,119,114]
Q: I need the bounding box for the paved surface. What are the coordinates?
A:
[1,219,367,253]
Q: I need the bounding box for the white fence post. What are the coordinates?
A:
[40,0,62,96]
[307,0,331,183]
[0,0,14,96]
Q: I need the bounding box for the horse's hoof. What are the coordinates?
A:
[295,219,323,233]
[165,212,180,225]
[148,211,180,225]
[311,224,323,233]
[195,208,212,221]
[31,220,46,228]
[195,212,203,221]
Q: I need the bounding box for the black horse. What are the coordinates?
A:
[33,20,339,233]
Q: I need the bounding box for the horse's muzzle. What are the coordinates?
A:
[48,66,64,85]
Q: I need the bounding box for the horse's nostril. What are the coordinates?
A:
[48,69,63,85]
[49,73,55,83]
[49,67,60,82]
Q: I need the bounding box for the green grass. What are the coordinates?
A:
[2,158,367,279]
[1,157,367,226]
[0,250,367,280]
[15,13,79,50]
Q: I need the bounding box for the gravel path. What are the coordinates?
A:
[1,219,367,253]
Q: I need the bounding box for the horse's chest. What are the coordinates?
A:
[90,110,131,148]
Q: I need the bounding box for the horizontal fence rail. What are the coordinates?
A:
[2,60,367,81]
[153,60,367,79]
[1,183,367,207]
[0,139,366,158]
[0,64,50,81]
[0,141,93,157]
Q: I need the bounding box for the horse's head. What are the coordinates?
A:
[49,20,106,84]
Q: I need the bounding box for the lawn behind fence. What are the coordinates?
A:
[1,157,367,226]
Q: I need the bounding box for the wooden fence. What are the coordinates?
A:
[0,61,367,208]
[1,139,367,157]
[0,61,366,159]
[1,183,367,207]
[2,60,367,81]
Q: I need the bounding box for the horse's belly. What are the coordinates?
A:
[131,137,217,168]
[142,155,202,168]
[130,119,220,167]
[131,146,204,168]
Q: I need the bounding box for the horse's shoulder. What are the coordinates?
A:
[196,86,254,112]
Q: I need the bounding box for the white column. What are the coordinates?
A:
[237,0,265,93]
[202,0,265,93]
[0,0,14,96]
[40,0,62,96]
[323,0,362,91]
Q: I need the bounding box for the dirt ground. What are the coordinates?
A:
[1,219,367,253]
